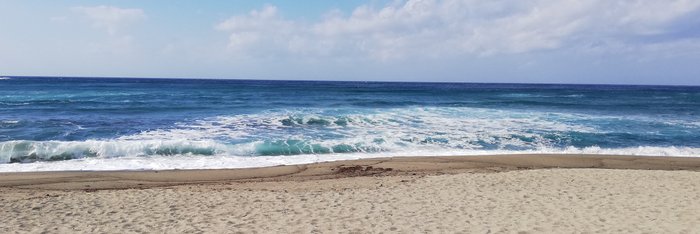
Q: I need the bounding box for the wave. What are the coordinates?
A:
[0,140,229,163]
[0,145,699,172]
[0,138,386,163]
[2,106,699,167]
[122,107,602,144]
[2,138,700,165]
[0,77,10,80]
[0,137,390,163]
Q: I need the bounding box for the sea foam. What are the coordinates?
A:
[0,146,698,172]
[2,106,699,169]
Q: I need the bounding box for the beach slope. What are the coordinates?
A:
[1,154,700,233]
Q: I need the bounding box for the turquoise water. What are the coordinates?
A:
[1,77,699,170]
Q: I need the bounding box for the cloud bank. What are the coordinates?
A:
[2,1,699,84]
[215,0,700,60]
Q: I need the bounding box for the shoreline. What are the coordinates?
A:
[2,154,700,190]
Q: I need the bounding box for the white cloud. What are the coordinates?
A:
[215,0,700,61]
[616,0,700,35]
[215,5,301,58]
[74,5,146,35]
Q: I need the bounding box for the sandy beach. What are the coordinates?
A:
[4,0,700,232]
[2,154,700,233]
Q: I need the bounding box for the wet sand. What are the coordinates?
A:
[1,154,700,233]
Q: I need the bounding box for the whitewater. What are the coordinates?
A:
[1,77,699,171]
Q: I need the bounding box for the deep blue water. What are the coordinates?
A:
[1,76,700,167]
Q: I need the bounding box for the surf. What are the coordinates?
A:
[1,78,699,171]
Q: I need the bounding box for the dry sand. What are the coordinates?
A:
[1,154,700,233]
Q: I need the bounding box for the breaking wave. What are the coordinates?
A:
[1,142,699,172]
[2,107,699,167]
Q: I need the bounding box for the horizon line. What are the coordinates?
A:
[3,75,699,88]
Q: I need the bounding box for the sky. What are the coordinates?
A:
[0,0,699,85]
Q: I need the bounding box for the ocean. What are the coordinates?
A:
[1,77,699,171]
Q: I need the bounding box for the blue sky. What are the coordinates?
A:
[1,0,699,85]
